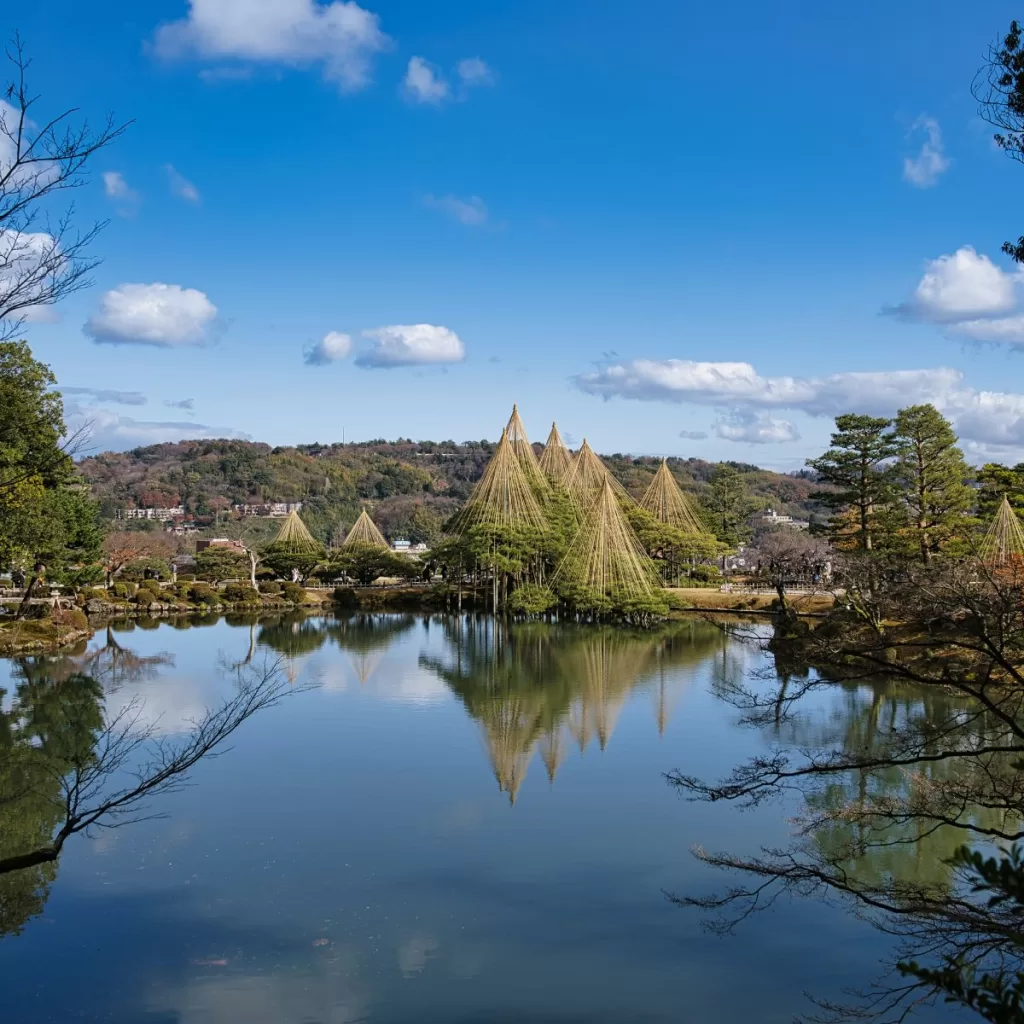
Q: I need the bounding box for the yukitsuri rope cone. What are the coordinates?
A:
[563,439,629,510]
[640,458,710,534]
[271,509,320,553]
[481,694,545,805]
[538,724,566,783]
[341,509,389,550]
[505,404,549,495]
[447,428,549,536]
[980,495,1024,566]
[553,475,659,602]
[538,422,573,484]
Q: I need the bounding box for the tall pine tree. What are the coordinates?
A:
[807,414,897,551]
[890,405,972,562]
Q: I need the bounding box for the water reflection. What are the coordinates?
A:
[421,617,725,802]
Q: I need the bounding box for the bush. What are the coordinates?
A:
[187,582,219,604]
[258,581,282,596]
[110,582,135,600]
[281,582,306,604]
[76,587,107,605]
[689,564,723,583]
[332,586,359,610]
[176,572,195,582]
[51,606,88,630]
[223,583,260,604]
[120,557,172,583]
[508,583,557,616]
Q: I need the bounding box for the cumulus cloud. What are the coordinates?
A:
[404,57,449,103]
[572,356,1024,450]
[102,171,140,214]
[714,410,800,444]
[0,229,66,325]
[164,397,195,410]
[356,324,465,368]
[84,283,219,348]
[59,386,147,406]
[153,0,390,91]
[304,330,353,365]
[424,193,488,226]
[678,429,708,440]
[889,246,1019,323]
[456,57,493,87]
[165,164,200,203]
[903,115,950,188]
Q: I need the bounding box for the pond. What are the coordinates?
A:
[0,613,968,1023]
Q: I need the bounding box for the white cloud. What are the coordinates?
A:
[946,314,1024,346]
[424,193,488,226]
[903,115,950,188]
[679,429,708,440]
[714,410,800,444]
[404,57,449,103]
[165,397,195,410]
[356,324,465,368]
[0,229,64,325]
[165,164,200,203]
[456,57,493,87]
[304,330,353,365]
[890,246,1019,323]
[102,170,141,214]
[572,356,1024,452]
[153,0,390,91]
[84,283,219,348]
[65,403,249,454]
[59,386,148,406]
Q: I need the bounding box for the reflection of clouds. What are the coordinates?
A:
[102,672,223,736]
[307,650,449,705]
[147,950,369,1024]
[397,933,438,977]
[362,663,448,705]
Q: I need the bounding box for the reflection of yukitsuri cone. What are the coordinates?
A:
[553,477,659,601]
[480,695,544,805]
[640,459,709,534]
[341,509,389,550]
[505,404,549,496]
[563,440,629,509]
[273,509,320,554]
[447,428,549,536]
[980,495,1024,566]
[349,648,386,685]
[538,422,573,484]
[538,724,566,782]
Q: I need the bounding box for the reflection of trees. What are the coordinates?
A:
[0,656,293,937]
[421,617,724,803]
[324,615,416,684]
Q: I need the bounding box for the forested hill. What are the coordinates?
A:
[78,438,823,542]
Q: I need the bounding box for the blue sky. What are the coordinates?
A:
[9,0,1024,466]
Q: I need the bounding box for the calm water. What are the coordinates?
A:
[0,614,963,1023]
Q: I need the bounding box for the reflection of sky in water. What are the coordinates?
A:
[0,615,967,1023]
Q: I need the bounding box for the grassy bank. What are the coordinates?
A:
[667,588,835,616]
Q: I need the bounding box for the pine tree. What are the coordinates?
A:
[890,404,973,562]
[807,414,897,551]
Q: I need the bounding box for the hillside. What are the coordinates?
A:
[77,438,825,543]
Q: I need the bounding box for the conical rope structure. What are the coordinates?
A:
[271,508,320,554]
[505,404,549,496]
[640,459,710,534]
[552,476,660,603]
[447,428,550,536]
[980,495,1024,566]
[341,508,389,550]
[538,422,573,484]
[563,439,630,510]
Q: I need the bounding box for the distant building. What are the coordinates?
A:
[118,506,185,521]
[196,538,248,555]
[165,520,199,536]
[232,502,303,518]
[755,508,810,531]
[391,538,411,552]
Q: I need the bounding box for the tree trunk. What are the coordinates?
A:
[14,573,39,621]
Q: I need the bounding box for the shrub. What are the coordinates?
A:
[120,557,172,583]
[51,606,88,630]
[176,572,195,582]
[110,582,135,600]
[187,582,219,604]
[223,583,260,604]
[281,582,306,604]
[332,586,359,610]
[258,581,281,596]
[508,583,557,616]
[76,587,107,605]
[690,564,723,583]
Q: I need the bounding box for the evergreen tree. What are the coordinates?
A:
[807,414,897,551]
[703,465,761,545]
[976,462,1024,520]
[891,404,973,562]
